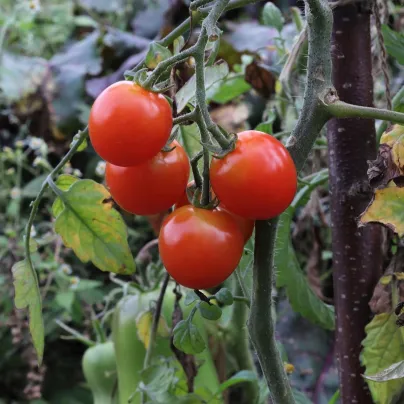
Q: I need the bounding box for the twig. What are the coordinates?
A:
[325,100,404,124]
[141,273,171,403]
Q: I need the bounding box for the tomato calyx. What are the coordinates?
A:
[162,127,180,152]
[191,187,219,210]
[200,132,237,159]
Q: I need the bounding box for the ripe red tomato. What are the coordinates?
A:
[210,130,297,220]
[159,206,244,289]
[105,141,189,215]
[217,207,254,242]
[89,81,172,167]
[174,182,253,241]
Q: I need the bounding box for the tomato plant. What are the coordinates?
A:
[159,206,244,289]
[89,81,173,167]
[210,130,297,220]
[106,141,190,215]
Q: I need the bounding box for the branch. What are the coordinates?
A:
[325,100,404,125]
[248,219,295,402]
[248,0,334,402]
[286,0,334,171]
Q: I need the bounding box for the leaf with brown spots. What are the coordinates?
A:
[368,125,404,188]
[52,178,135,275]
[360,184,404,236]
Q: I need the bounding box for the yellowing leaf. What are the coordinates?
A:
[380,124,404,146]
[136,310,170,349]
[53,179,135,275]
[360,185,404,236]
[12,260,44,364]
[362,313,404,403]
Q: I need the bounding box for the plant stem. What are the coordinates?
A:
[24,128,89,342]
[190,150,204,189]
[248,0,335,402]
[173,110,198,125]
[141,272,170,404]
[248,218,295,403]
[326,100,404,125]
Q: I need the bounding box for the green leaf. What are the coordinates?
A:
[292,389,312,404]
[72,279,102,291]
[275,210,335,330]
[198,302,222,321]
[381,25,404,65]
[255,109,276,134]
[361,313,404,404]
[173,319,206,354]
[12,260,44,363]
[362,313,404,403]
[262,3,285,33]
[184,290,199,306]
[175,62,229,112]
[74,15,98,28]
[52,174,79,217]
[214,288,234,305]
[179,123,202,159]
[208,74,251,104]
[52,179,135,275]
[145,42,172,69]
[364,360,404,382]
[217,370,257,393]
[22,174,48,198]
[55,291,75,312]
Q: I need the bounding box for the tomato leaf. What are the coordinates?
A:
[275,209,335,330]
[145,42,172,69]
[364,360,404,383]
[175,62,229,112]
[262,3,284,33]
[207,74,251,104]
[52,179,135,275]
[360,185,404,236]
[52,174,79,217]
[217,370,257,393]
[184,290,199,306]
[172,319,206,354]
[381,25,404,65]
[214,288,234,305]
[12,260,44,364]
[362,313,404,403]
[198,301,222,321]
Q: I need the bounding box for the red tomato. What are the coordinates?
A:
[175,181,194,209]
[89,81,172,167]
[217,207,254,242]
[159,206,244,289]
[105,141,189,215]
[210,130,297,220]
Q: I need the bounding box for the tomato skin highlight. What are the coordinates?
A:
[210,130,297,220]
[106,141,189,215]
[89,81,172,167]
[159,206,244,289]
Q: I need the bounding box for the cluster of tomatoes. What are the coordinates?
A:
[89,80,297,290]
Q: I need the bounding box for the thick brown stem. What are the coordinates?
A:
[327,5,384,403]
